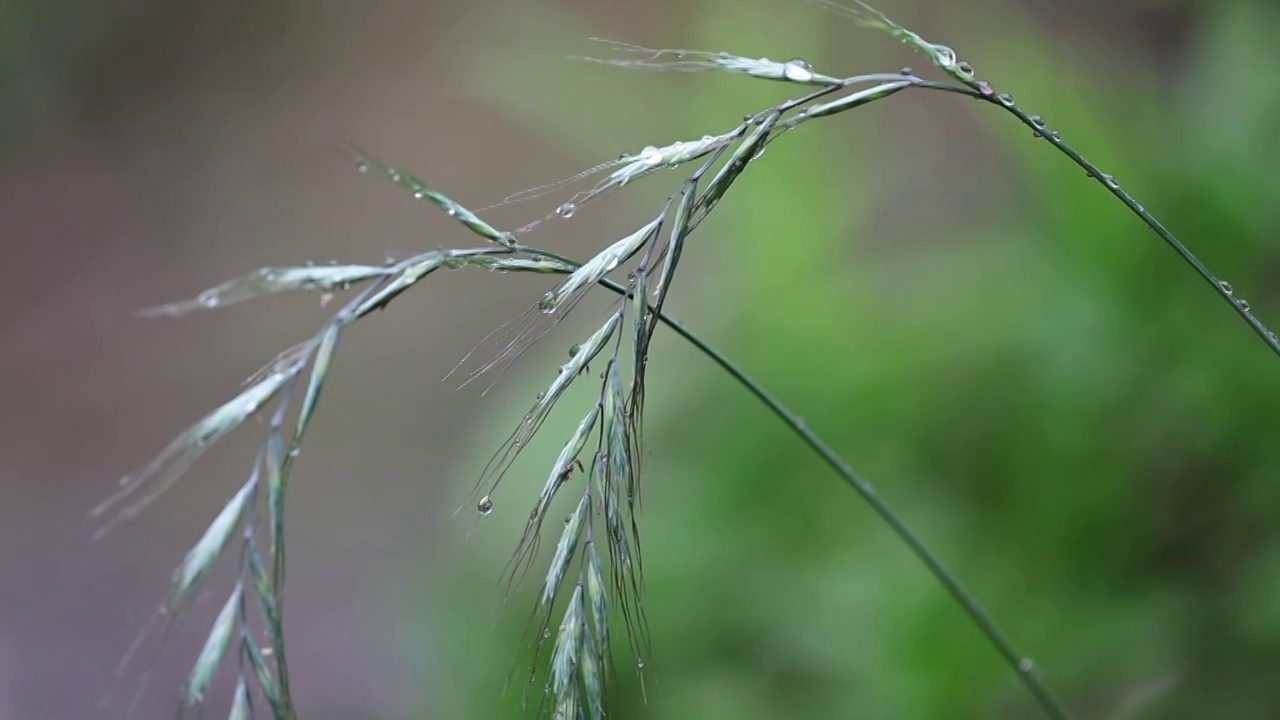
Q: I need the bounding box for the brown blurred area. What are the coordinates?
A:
[0,0,1211,718]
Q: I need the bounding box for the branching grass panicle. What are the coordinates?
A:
[96,2,1275,718]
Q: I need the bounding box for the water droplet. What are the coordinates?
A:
[1239,299,1251,312]
[355,160,369,173]
[569,343,581,357]
[996,92,1015,106]
[1028,115,1047,128]
[639,145,663,165]
[542,627,551,638]
[636,658,645,669]
[1049,131,1061,141]
[536,392,546,402]
[1220,281,1235,295]
[563,516,571,526]
[555,202,576,219]
[446,206,457,217]
[412,189,425,199]
[957,61,974,76]
[198,292,220,308]
[782,58,814,82]
[1018,658,1034,673]
[522,413,533,425]
[388,170,402,182]
[288,448,301,458]
[899,66,913,76]
[750,144,767,161]
[477,495,494,515]
[975,81,994,96]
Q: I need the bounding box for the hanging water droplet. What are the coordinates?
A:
[1049,131,1061,141]
[750,144,767,161]
[555,202,576,219]
[477,495,494,515]
[1028,115,1047,128]
[899,66,913,76]
[1239,299,1251,311]
[569,343,581,357]
[782,58,814,82]
[355,159,369,173]
[995,93,1015,107]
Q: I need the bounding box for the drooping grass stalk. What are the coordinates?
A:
[96,3,1265,718]
[804,0,1280,359]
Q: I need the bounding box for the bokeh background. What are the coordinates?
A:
[3,0,1279,718]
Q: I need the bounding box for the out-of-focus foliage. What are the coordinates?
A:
[434,0,1280,718]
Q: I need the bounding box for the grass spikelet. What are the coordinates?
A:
[572,37,842,86]
[181,584,242,715]
[349,149,516,246]
[228,678,252,720]
[294,322,340,443]
[546,583,586,715]
[538,214,665,313]
[172,480,255,605]
[468,313,621,515]
[806,0,976,85]
[137,264,390,318]
[90,368,296,539]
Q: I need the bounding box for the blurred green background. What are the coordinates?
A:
[3,0,1278,718]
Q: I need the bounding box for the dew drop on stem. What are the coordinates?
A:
[556,202,576,219]
[995,93,1015,106]
[1028,115,1047,128]
[355,160,369,173]
[1239,299,1251,312]
[899,66,913,76]
[1219,280,1234,295]
[477,495,494,515]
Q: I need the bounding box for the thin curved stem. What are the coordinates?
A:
[899,78,1280,360]
[517,245,1074,720]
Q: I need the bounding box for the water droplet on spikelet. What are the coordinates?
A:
[477,495,494,515]
[555,202,576,219]
[1219,280,1234,295]
[782,58,814,82]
